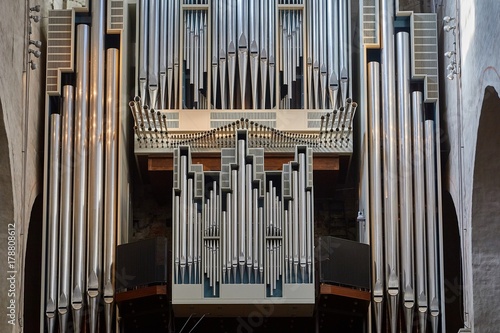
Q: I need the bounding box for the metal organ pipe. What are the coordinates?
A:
[104,48,119,333]
[71,24,89,333]
[396,31,415,332]
[87,0,105,330]
[412,91,428,333]
[380,0,399,331]
[58,85,74,333]
[148,0,159,109]
[46,114,61,333]
[425,120,440,333]
[138,0,149,105]
[367,61,384,333]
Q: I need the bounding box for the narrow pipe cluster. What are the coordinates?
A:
[367,30,442,333]
[173,131,314,299]
[137,0,351,110]
[43,18,119,333]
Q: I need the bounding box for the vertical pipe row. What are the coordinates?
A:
[103,48,119,333]
[87,0,105,331]
[71,24,89,333]
[58,85,74,333]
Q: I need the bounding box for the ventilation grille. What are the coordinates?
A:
[249,148,265,195]
[107,0,124,32]
[191,164,204,198]
[210,111,276,129]
[220,148,236,189]
[362,0,379,46]
[46,10,74,95]
[411,13,439,102]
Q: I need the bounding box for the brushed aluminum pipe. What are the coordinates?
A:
[212,0,219,108]
[237,139,246,279]
[259,0,268,109]
[292,165,299,283]
[71,24,89,333]
[159,0,167,109]
[268,0,275,109]
[148,0,159,109]
[227,0,236,109]
[412,91,428,333]
[253,186,259,282]
[249,0,259,109]
[138,0,149,105]
[58,85,74,333]
[46,114,61,333]
[87,0,105,330]
[425,120,440,333]
[298,153,307,283]
[327,0,339,110]
[246,163,253,279]
[180,155,188,283]
[173,0,180,109]
[188,177,194,283]
[237,0,248,109]
[367,61,384,333]
[396,31,415,333]
[339,0,349,105]
[231,167,238,282]
[381,0,399,330]
[103,48,119,333]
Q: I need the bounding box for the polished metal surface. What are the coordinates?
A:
[46,114,61,333]
[412,91,428,333]
[58,85,74,333]
[397,31,415,333]
[71,25,89,333]
[87,0,105,331]
[103,48,119,333]
[425,120,440,333]
[368,61,384,333]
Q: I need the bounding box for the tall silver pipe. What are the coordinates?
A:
[138,0,149,104]
[412,91,428,333]
[298,153,307,282]
[174,193,179,283]
[425,120,440,333]
[327,0,339,109]
[319,1,327,109]
[58,85,74,333]
[188,178,194,282]
[368,61,384,333]
[167,0,174,109]
[231,168,238,281]
[380,0,399,330]
[103,48,119,333]
[306,190,312,283]
[396,31,415,332]
[237,139,246,279]
[292,166,299,283]
[306,0,312,109]
[339,0,349,104]
[246,163,253,278]
[227,0,236,109]
[219,0,227,110]
[148,0,159,109]
[71,25,89,333]
[259,0,268,109]
[311,0,319,109]
[249,0,259,109]
[180,156,187,283]
[46,114,61,333]
[227,191,233,282]
[237,0,248,109]
[173,0,180,108]
[87,0,105,330]
[159,0,167,109]
[253,186,259,281]
[268,0,275,108]
[212,0,219,108]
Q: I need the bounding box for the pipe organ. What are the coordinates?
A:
[172,131,314,315]
[40,0,445,332]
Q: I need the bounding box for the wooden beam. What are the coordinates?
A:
[148,154,340,171]
[115,285,168,303]
[319,283,371,302]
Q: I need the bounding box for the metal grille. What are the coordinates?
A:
[411,13,439,102]
[363,0,379,46]
[107,0,124,32]
[46,10,74,95]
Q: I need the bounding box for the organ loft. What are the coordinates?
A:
[40,0,446,332]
